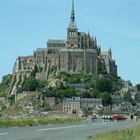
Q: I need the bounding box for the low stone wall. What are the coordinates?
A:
[16,91,36,101]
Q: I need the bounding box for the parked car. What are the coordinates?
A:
[112,114,127,120]
[91,114,97,120]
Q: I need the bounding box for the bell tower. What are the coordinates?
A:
[67,0,78,48]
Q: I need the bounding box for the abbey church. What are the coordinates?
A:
[10,1,117,95]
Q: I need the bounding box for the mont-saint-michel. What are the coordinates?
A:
[9,1,117,96]
[0,1,140,139]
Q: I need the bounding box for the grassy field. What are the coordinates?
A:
[0,117,83,128]
[88,124,140,140]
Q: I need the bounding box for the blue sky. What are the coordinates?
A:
[0,0,140,85]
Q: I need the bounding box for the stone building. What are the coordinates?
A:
[63,97,102,116]
[10,1,117,95]
[80,98,103,116]
[63,97,81,115]
[101,48,117,76]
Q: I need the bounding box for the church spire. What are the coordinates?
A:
[68,0,77,29]
[71,0,75,22]
[67,0,78,48]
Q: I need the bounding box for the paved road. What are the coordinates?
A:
[0,121,138,140]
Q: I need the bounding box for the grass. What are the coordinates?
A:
[87,124,140,140]
[0,116,83,128]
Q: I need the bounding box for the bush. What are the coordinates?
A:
[0,74,12,97]
[100,92,112,106]
[70,74,81,83]
[96,78,113,93]
[22,76,45,91]
[87,125,140,140]
[0,117,83,128]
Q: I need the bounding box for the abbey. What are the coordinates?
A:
[10,1,117,95]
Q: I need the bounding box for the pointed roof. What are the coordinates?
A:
[68,0,77,29]
[109,47,112,57]
[71,0,75,22]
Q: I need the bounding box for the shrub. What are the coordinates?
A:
[0,117,83,128]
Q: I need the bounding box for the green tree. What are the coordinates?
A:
[0,74,12,97]
[96,78,113,93]
[91,89,100,98]
[70,74,81,83]
[22,76,45,91]
[100,92,112,106]
[1,74,12,85]
[44,85,76,98]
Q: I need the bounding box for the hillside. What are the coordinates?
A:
[0,74,12,97]
[1,71,140,118]
[0,72,122,104]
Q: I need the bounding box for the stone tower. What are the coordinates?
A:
[67,0,78,48]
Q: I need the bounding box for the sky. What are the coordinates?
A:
[0,0,140,85]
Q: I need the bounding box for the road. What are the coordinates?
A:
[0,121,138,140]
